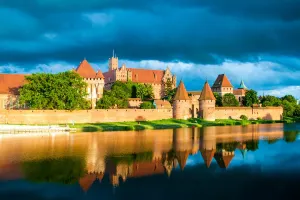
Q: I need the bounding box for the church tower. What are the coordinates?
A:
[108,50,118,71]
[172,80,191,120]
[199,81,216,121]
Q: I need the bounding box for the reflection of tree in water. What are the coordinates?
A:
[283,131,298,143]
[268,138,279,144]
[245,140,259,151]
[21,157,86,184]
[106,152,153,165]
[216,141,239,152]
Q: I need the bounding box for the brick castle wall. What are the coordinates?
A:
[215,106,283,120]
[0,109,172,124]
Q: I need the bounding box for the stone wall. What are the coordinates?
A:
[0,109,172,124]
[215,106,283,120]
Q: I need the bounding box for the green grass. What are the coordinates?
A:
[283,116,300,123]
[69,118,285,132]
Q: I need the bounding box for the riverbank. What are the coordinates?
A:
[70,118,286,132]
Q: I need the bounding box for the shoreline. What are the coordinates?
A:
[69,118,289,132]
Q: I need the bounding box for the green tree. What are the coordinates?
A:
[163,88,177,103]
[294,105,300,117]
[222,93,239,106]
[243,89,259,106]
[261,95,282,107]
[282,100,295,117]
[245,139,259,151]
[19,71,90,110]
[281,95,297,105]
[140,101,155,109]
[213,92,223,107]
[164,78,173,96]
[136,84,154,100]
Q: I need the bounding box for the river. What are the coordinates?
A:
[0,123,299,200]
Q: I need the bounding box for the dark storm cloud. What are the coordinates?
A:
[0,0,300,66]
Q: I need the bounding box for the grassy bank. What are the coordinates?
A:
[69,118,286,132]
[283,116,300,123]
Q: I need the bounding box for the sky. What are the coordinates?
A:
[0,0,300,98]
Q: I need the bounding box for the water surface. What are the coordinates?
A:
[0,123,299,200]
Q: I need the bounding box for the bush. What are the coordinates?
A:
[257,117,262,120]
[140,102,155,109]
[240,115,248,120]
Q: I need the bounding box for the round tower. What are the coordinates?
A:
[172,80,192,120]
[199,81,216,121]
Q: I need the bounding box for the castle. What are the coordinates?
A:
[103,52,176,99]
[0,53,176,109]
[172,79,283,121]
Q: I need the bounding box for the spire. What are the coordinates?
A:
[200,149,216,168]
[199,81,216,101]
[239,80,247,89]
[173,80,190,101]
[176,151,189,170]
[113,49,115,58]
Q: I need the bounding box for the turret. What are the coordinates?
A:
[108,50,118,71]
[199,81,216,121]
[172,80,192,120]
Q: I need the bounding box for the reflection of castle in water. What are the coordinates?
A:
[79,124,285,189]
[0,124,286,190]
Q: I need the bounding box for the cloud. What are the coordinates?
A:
[0,0,299,94]
[1,57,299,98]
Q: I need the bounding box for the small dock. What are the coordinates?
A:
[0,125,76,134]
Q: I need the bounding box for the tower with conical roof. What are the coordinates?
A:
[199,81,216,121]
[238,80,247,89]
[172,80,192,119]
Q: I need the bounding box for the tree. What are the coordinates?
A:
[19,71,90,110]
[281,95,297,105]
[243,89,258,106]
[283,130,298,143]
[245,139,259,151]
[294,105,300,117]
[164,78,173,96]
[260,95,282,107]
[213,92,223,106]
[222,93,239,107]
[282,100,295,117]
[136,84,154,100]
[140,101,155,109]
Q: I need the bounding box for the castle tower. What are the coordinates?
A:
[238,80,248,90]
[211,74,233,96]
[75,59,105,108]
[200,126,217,168]
[199,81,216,121]
[172,80,192,119]
[108,50,118,71]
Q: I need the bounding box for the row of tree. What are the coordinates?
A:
[18,72,300,118]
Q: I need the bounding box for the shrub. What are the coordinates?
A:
[240,115,248,120]
[257,117,262,120]
[140,102,155,109]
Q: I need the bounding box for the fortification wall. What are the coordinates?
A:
[215,106,283,120]
[0,109,172,124]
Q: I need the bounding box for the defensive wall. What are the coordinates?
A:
[214,106,283,120]
[0,109,172,124]
[0,105,283,125]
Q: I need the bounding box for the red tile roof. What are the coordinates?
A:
[200,149,216,168]
[0,74,27,95]
[127,68,164,84]
[75,59,104,79]
[176,151,189,170]
[233,88,246,96]
[212,74,233,88]
[199,81,216,101]
[214,152,234,169]
[153,100,172,109]
[173,80,190,101]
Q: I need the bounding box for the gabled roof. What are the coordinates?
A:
[238,80,248,89]
[199,81,216,101]
[214,152,234,169]
[75,59,104,79]
[212,74,233,88]
[176,151,189,170]
[200,149,216,168]
[0,74,27,95]
[173,80,190,101]
[153,100,172,108]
